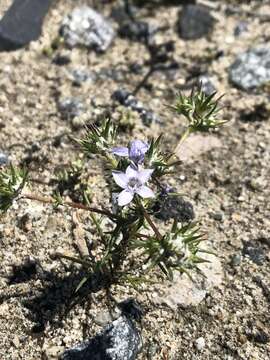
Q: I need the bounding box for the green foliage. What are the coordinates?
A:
[171,87,227,133]
[55,159,91,203]
[80,119,118,156]
[133,222,206,280]
[145,135,176,177]
[0,165,28,212]
[117,110,136,133]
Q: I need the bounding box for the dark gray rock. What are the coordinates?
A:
[71,69,97,86]
[112,89,130,104]
[234,21,248,37]
[129,63,143,75]
[118,20,154,43]
[153,187,195,222]
[249,330,270,344]
[112,89,159,126]
[112,89,143,111]
[111,4,138,24]
[211,211,223,221]
[118,298,143,322]
[60,6,115,52]
[178,5,214,40]
[242,241,265,265]
[98,68,125,82]
[0,0,51,51]
[230,254,242,267]
[58,98,85,120]
[60,315,141,360]
[141,110,159,127]
[229,47,270,90]
[198,74,216,96]
[52,54,71,66]
[0,151,9,166]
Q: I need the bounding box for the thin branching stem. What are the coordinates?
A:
[21,191,118,219]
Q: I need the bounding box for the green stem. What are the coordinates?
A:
[104,153,118,169]
[90,213,107,245]
[174,127,191,153]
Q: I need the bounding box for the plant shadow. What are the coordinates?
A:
[1,260,112,333]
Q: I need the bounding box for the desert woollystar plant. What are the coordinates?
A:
[0,88,227,289]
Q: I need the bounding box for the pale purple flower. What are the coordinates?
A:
[111,140,149,164]
[112,165,155,206]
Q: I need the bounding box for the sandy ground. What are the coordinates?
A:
[0,1,269,359]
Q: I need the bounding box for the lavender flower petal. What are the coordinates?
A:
[111,147,129,157]
[126,165,138,179]
[112,172,128,188]
[129,140,149,164]
[118,189,134,206]
[138,169,154,183]
[130,140,148,154]
[136,186,155,199]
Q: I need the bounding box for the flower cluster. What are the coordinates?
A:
[111,140,155,206]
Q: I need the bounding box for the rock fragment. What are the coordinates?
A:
[198,74,216,96]
[0,151,9,166]
[153,189,195,223]
[118,20,154,43]
[58,98,85,120]
[0,0,51,51]
[60,7,115,52]
[178,5,214,40]
[112,89,159,126]
[153,252,223,309]
[195,337,205,351]
[242,241,265,265]
[60,315,141,360]
[70,69,97,87]
[229,47,270,90]
[234,21,248,37]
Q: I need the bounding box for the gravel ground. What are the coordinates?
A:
[0,1,269,359]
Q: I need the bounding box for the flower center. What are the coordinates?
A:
[127,177,141,191]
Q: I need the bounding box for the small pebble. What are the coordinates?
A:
[70,69,96,86]
[119,20,154,43]
[198,74,216,96]
[234,21,248,37]
[0,151,9,166]
[195,337,205,351]
[231,254,242,266]
[211,212,224,221]
[58,97,85,120]
[52,54,71,66]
